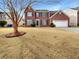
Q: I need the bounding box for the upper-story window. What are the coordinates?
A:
[36,13,39,17]
[42,12,48,17]
[27,12,32,16]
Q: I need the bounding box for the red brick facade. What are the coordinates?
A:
[50,12,69,20]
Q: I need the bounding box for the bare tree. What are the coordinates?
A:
[0,0,39,37]
[0,0,61,37]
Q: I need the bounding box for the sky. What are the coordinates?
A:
[32,0,79,11]
[0,0,79,11]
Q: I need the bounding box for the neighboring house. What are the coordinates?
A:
[63,9,78,26]
[5,15,13,25]
[0,11,25,27]
[2,12,25,27]
[77,10,79,25]
[24,6,69,27]
[0,12,6,21]
[0,12,13,26]
[71,7,79,25]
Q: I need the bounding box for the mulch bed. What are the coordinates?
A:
[5,32,26,38]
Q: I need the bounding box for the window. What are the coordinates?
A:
[42,13,47,17]
[42,13,46,16]
[39,12,42,17]
[0,14,5,20]
[27,20,33,25]
[36,13,39,17]
[27,12,32,16]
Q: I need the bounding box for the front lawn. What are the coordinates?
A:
[0,27,79,59]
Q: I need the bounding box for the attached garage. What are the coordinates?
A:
[50,11,69,27]
[53,20,68,27]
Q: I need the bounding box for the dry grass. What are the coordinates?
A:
[0,27,79,59]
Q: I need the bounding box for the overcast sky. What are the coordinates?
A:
[0,0,79,11]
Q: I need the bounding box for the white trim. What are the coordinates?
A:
[49,11,69,19]
[49,11,60,19]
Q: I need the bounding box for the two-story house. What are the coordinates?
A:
[24,6,49,27]
[24,6,69,27]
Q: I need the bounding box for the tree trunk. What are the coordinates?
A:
[13,23,19,35]
[5,22,25,38]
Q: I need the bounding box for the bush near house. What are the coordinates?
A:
[50,23,56,27]
[0,21,7,27]
[31,22,36,27]
[77,23,79,26]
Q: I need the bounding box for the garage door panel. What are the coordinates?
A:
[53,20,68,27]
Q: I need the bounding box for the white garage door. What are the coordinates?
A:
[53,20,68,27]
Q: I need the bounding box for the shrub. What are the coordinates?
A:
[31,22,36,27]
[50,23,55,27]
[77,23,79,26]
[0,21,7,27]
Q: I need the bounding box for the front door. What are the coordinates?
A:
[36,19,40,27]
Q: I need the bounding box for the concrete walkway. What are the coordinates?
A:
[58,27,79,32]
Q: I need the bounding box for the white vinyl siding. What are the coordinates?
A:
[27,20,33,25]
[63,9,77,26]
[27,12,32,16]
[0,14,6,21]
[42,20,47,25]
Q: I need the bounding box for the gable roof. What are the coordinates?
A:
[49,11,69,20]
[49,11,57,17]
[24,6,34,12]
[25,6,49,13]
